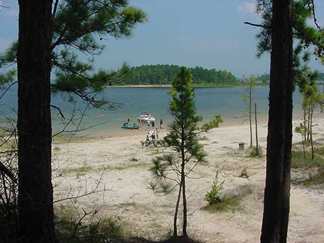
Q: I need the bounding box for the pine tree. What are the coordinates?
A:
[260,0,294,242]
[252,1,323,242]
[17,1,55,242]
[151,67,205,239]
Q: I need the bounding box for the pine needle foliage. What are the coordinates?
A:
[256,0,324,59]
[0,0,147,107]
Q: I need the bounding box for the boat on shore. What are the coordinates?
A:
[121,122,139,129]
[121,112,157,130]
[137,112,156,127]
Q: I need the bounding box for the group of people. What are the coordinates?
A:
[143,119,163,147]
[147,119,163,129]
[125,115,164,147]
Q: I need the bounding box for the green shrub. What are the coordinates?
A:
[248,146,263,158]
[203,197,241,213]
[201,115,223,132]
[204,172,224,205]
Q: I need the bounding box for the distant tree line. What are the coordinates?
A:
[121,64,240,86]
[254,73,323,85]
[255,74,270,84]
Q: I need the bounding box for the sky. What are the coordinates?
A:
[0,0,323,77]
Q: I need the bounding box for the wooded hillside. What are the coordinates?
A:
[123,64,240,86]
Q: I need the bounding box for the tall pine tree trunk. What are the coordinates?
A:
[261,0,293,242]
[17,0,55,242]
[303,108,306,158]
[310,105,314,160]
[255,103,259,156]
[173,182,182,237]
[249,84,253,148]
[181,147,188,237]
[307,106,311,142]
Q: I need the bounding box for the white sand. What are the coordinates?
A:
[53,115,324,243]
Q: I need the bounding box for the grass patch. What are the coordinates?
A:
[291,150,324,169]
[203,171,241,212]
[101,163,148,171]
[55,205,124,243]
[53,134,93,144]
[62,163,148,176]
[302,168,324,187]
[292,148,324,186]
[62,164,94,176]
[315,146,324,156]
[246,146,263,158]
[202,196,241,213]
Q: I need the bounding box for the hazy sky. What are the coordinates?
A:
[0,0,323,77]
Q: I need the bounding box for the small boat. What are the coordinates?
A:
[121,122,139,129]
[137,112,156,127]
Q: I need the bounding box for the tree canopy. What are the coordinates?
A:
[0,0,147,106]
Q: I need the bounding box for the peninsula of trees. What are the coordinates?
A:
[121,64,240,87]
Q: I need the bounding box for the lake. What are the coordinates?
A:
[0,86,304,137]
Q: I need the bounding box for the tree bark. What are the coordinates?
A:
[249,84,253,148]
[307,106,311,142]
[255,103,259,156]
[260,0,293,242]
[17,0,55,242]
[181,162,187,237]
[310,106,314,160]
[173,181,182,237]
[303,108,306,158]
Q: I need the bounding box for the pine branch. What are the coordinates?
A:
[0,161,17,183]
[244,21,271,29]
[309,0,321,30]
[52,0,60,17]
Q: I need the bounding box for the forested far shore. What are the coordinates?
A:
[120,64,243,86]
[114,65,324,87]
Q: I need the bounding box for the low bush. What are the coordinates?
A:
[247,146,263,158]
[204,171,224,205]
[55,205,124,243]
[203,197,241,213]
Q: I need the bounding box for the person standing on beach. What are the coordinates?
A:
[160,119,163,129]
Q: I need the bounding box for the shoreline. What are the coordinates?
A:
[52,116,261,142]
[53,111,324,142]
[109,83,261,88]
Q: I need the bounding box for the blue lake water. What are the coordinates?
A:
[0,86,304,136]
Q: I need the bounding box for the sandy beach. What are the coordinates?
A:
[52,114,324,243]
